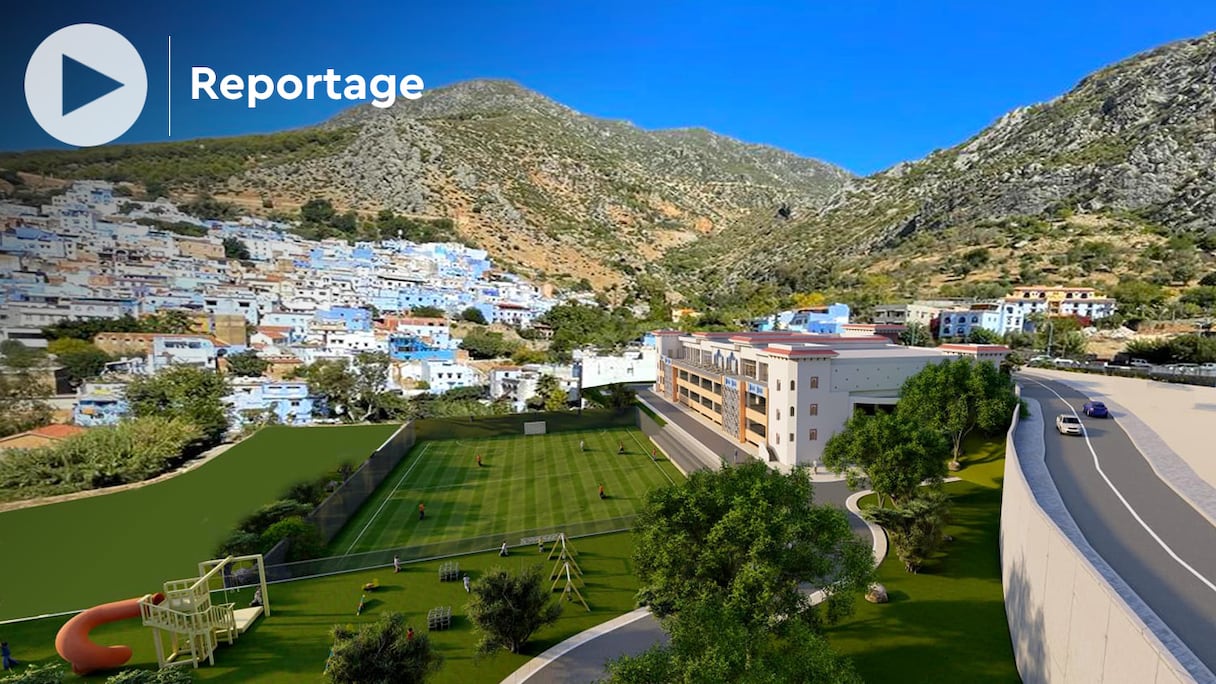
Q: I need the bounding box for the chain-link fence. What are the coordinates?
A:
[262,515,637,583]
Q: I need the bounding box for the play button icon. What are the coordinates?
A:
[25,24,147,147]
[62,54,127,117]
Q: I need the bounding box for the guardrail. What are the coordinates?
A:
[1025,362,1216,388]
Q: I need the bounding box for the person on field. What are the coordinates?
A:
[477,454,483,467]
[579,440,585,451]
[406,627,415,641]
[617,442,624,454]
[418,503,425,520]
[463,575,471,592]
[3,641,19,670]
[500,542,509,557]
[250,588,263,608]
[598,484,606,499]
[393,555,401,573]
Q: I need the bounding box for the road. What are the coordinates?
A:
[1020,377,1216,673]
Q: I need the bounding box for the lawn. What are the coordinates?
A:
[328,426,681,555]
[0,424,398,621]
[0,531,643,684]
[825,436,1020,684]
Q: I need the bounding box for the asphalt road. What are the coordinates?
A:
[1020,377,1216,673]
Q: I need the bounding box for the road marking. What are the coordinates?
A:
[1026,378,1216,594]
[343,442,432,556]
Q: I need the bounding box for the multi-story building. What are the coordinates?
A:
[871,301,968,328]
[227,378,316,426]
[1003,286,1116,321]
[652,330,1009,470]
[784,304,851,334]
[938,302,1024,340]
[420,360,480,394]
[151,335,220,372]
[573,347,657,388]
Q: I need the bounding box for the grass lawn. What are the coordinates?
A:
[0,424,398,621]
[0,532,642,684]
[825,436,1020,684]
[329,426,681,555]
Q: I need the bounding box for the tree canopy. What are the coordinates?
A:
[632,461,872,628]
[460,307,487,324]
[326,612,442,684]
[822,411,949,507]
[222,236,251,260]
[466,564,562,654]
[897,358,1018,467]
[47,338,112,385]
[125,366,230,447]
[224,350,269,377]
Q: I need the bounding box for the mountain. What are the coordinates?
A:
[0,79,851,291]
[673,32,1216,302]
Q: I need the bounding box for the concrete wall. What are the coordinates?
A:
[1001,395,1202,683]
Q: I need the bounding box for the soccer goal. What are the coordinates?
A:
[523,421,547,436]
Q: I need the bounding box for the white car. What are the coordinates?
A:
[1056,414,1082,435]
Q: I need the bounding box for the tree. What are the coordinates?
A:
[326,612,442,684]
[897,358,1019,469]
[466,564,562,654]
[261,516,324,561]
[47,338,112,385]
[126,366,230,447]
[224,350,269,377]
[300,197,336,225]
[0,343,53,438]
[510,347,547,365]
[898,321,933,347]
[460,307,487,324]
[600,383,637,410]
[351,352,393,421]
[863,489,951,573]
[604,595,861,684]
[222,236,251,260]
[535,374,568,412]
[632,461,872,629]
[1110,279,1166,318]
[411,305,446,319]
[966,327,1002,345]
[1180,286,1216,312]
[1200,272,1216,287]
[822,412,949,507]
[304,359,357,420]
[460,329,518,360]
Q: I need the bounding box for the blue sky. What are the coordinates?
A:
[2,0,1215,174]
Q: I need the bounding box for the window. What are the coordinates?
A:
[809,429,818,441]
[789,433,795,443]
[790,406,795,417]
[776,434,780,444]
[809,376,819,389]
[809,403,818,416]
[776,379,781,390]
[776,409,781,420]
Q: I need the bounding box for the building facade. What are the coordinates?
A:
[653,330,1009,470]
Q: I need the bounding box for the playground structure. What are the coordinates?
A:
[54,554,268,675]
[139,554,269,670]
[55,593,166,675]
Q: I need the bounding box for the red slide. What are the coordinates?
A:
[55,593,164,675]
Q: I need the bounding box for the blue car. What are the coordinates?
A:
[1083,401,1109,418]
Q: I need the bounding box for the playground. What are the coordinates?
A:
[0,424,397,621]
[329,425,681,555]
[0,416,684,682]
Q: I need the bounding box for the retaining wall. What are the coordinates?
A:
[1001,395,1203,683]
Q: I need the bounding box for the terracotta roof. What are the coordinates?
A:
[28,424,87,439]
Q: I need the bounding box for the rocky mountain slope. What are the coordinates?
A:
[0,80,850,291]
[674,31,1216,299]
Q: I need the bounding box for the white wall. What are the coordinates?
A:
[1002,396,1202,683]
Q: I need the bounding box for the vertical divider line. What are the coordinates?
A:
[167,35,172,137]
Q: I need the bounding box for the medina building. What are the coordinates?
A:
[652,330,1009,470]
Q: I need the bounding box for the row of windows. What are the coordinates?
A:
[773,377,819,391]
[774,429,818,445]
[775,403,819,420]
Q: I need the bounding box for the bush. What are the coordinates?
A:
[261,516,324,561]
[0,663,67,684]
[104,667,194,683]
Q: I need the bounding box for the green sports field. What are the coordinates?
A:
[0,424,397,621]
[329,426,681,555]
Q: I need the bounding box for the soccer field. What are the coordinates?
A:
[328,426,681,555]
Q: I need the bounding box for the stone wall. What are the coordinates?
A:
[1001,395,1203,683]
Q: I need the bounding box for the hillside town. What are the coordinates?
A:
[0,181,664,435]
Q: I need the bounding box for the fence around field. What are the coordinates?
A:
[412,408,637,441]
[265,422,417,565]
[261,515,637,583]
